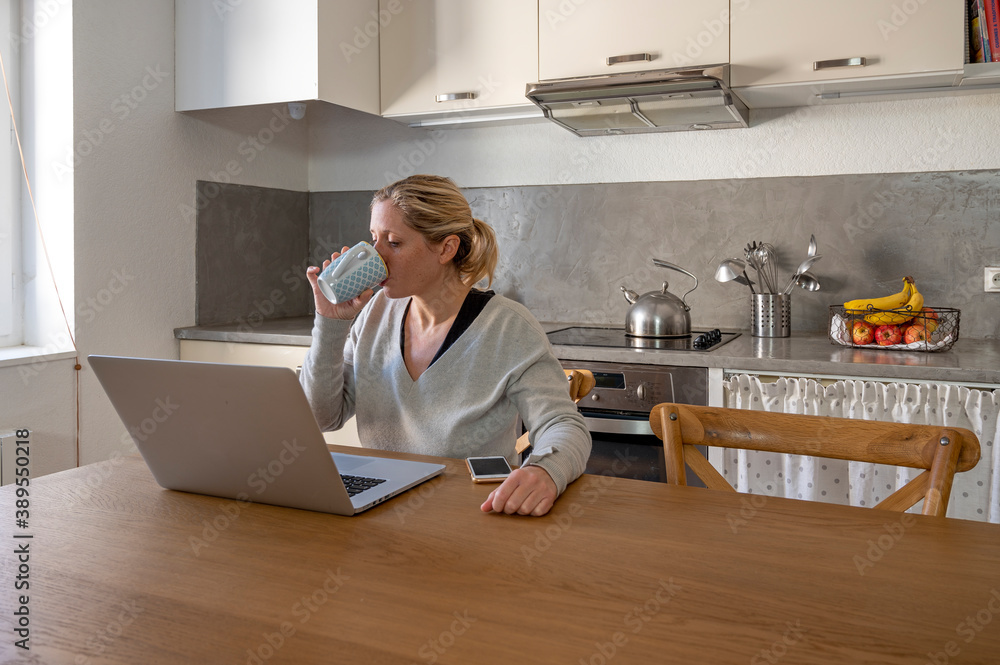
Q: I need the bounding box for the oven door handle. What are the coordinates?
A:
[582,416,655,437]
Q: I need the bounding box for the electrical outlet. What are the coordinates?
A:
[986,267,1000,293]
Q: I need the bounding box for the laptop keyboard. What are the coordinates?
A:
[341,474,388,497]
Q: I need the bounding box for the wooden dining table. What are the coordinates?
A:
[1,445,998,664]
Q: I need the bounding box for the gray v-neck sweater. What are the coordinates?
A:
[299,292,591,494]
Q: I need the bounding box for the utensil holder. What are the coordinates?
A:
[751,294,790,338]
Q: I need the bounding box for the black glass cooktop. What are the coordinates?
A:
[546,326,740,352]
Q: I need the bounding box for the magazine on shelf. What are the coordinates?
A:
[970,0,991,62]
[984,0,1000,61]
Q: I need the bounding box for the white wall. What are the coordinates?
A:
[0,0,309,474]
[308,91,1000,191]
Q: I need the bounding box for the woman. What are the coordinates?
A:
[300,175,591,516]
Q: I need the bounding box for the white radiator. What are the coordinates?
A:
[0,430,19,486]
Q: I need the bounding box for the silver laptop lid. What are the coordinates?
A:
[89,355,357,514]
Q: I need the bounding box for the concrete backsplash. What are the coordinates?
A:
[196,171,1000,339]
[195,181,311,325]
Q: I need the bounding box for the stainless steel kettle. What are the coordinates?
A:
[621,259,699,338]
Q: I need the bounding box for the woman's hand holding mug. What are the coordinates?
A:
[307,242,386,320]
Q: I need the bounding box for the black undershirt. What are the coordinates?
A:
[399,289,496,367]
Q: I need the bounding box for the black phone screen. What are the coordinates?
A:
[469,457,511,476]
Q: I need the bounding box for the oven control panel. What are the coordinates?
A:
[558,360,709,413]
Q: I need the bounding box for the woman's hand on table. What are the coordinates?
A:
[306,247,375,320]
[481,465,558,517]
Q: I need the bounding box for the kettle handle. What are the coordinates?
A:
[651,259,697,310]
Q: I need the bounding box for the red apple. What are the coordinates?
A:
[851,320,875,345]
[904,324,929,344]
[875,324,903,346]
[917,307,940,333]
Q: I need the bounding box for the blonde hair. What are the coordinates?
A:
[372,175,498,287]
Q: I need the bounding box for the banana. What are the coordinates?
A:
[843,276,914,314]
[864,281,924,325]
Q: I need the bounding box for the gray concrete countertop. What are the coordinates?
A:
[175,318,1000,386]
[175,317,317,346]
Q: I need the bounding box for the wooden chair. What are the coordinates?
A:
[515,369,596,455]
[649,402,981,517]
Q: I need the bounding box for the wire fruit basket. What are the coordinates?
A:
[828,305,960,352]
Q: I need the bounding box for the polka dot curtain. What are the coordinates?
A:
[717,375,999,523]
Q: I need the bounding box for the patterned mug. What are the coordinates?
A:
[317,241,388,304]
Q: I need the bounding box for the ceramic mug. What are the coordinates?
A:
[317,241,388,304]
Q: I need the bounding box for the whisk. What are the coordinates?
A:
[755,243,779,294]
[745,242,780,294]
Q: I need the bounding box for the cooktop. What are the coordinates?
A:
[546,326,740,352]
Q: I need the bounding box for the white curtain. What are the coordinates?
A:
[717,375,1000,523]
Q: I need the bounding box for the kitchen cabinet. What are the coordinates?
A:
[179,340,362,449]
[538,0,730,80]
[731,0,966,108]
[175,0,379,114]
[378,0,541,125]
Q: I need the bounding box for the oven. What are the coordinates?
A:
[544,326,740,485]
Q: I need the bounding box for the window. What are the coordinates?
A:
[0,0,17,345]
[0,0,74,357]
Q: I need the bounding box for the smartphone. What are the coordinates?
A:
[466,456,512,483]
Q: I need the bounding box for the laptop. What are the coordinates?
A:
[89,355,445,515]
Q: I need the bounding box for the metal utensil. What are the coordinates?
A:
[745,241,773,293]
[714,258,755,293]
[807,234,818,258]
[753,243,779,293]
[782,254,824,294]
[795,271,821,292]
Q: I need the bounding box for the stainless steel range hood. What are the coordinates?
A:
[525,65,748,137]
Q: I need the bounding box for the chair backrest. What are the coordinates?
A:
[649,402,981,517]
[515,369,595,455]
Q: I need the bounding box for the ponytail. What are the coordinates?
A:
[372,175,500,287]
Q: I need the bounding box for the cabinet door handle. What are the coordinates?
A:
[606,52,654,66]
[813,57,867,71]
[435,92,477,102]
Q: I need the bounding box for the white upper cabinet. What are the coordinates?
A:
[175,0,380,114]
[379,0,539,121]
[731,0,966,107]
[538,0,731,81]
